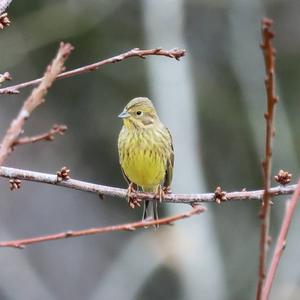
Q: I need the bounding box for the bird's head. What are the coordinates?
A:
[118,97,159,129]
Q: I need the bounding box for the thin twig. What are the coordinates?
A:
[0,166,296,204]
[262,177,300,299]
[257,18,279,300]
[0,42,73,165]
[0,205,205,249]
[0,48,186,94]
[13,124,67,147]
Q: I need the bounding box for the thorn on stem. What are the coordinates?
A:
[154,47,163,53]
[282,240,287,250]
[124,226,136,231]
[65,231,73,238]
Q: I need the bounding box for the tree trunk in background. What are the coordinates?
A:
[228,0,298,171]
[142,1,227,299]
[89,233,167,300]
[0,115,55,299]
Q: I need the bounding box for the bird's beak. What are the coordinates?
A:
[118,110,130,119]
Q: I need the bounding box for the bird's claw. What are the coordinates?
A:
[162,186,172,195]
[127,183,141,209]
[155,185,167,203]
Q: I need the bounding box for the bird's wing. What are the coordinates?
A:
[163,127,174,188]
[121,166,130,184]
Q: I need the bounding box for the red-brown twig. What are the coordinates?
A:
[0,48,185,94]
[0,166,296,204]
[262,177,300,299]
[13,124,67,147]
[0,205,205,249]
[257,18,278,300]
[0,42,73,165]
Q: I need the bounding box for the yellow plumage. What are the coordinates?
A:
[118,97,174,223]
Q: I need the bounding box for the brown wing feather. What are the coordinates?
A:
[163,127,174,188]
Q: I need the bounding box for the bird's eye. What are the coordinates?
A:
[136,111,142,116]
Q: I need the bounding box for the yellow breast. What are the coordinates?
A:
[118,127,168,190]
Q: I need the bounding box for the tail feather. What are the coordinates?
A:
[142,200,159,228]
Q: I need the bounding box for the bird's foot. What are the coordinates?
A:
[127,183,141,209]
[155,185,166,203]
[162,186,172,195]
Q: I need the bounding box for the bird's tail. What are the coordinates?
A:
[142,200,158,225]
[142,186,159,228]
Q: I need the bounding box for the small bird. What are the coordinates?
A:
[118,97,174,225]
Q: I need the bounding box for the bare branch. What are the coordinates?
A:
[257,18,279,299]
[13,124,67,147]
[0,48,186,94]
[262,177,300,299]
[0,206,205,249]
[262,177,300,298]
[0,166,296,204]
[0,0,13,14]
[0,42,73,165]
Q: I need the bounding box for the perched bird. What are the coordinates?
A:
[118,97,174,225]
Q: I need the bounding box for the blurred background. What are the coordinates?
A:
[0,0,300,299]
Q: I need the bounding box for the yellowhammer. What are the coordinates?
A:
[118,97,174,225]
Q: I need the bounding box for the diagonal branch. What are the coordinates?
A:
[0,42,73,165]
[13,124,67,147]
[0,48,186,94]
[0,166,296,204]
[0,205,205,249]
[262,177,300,299]
[257,18,279,300]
